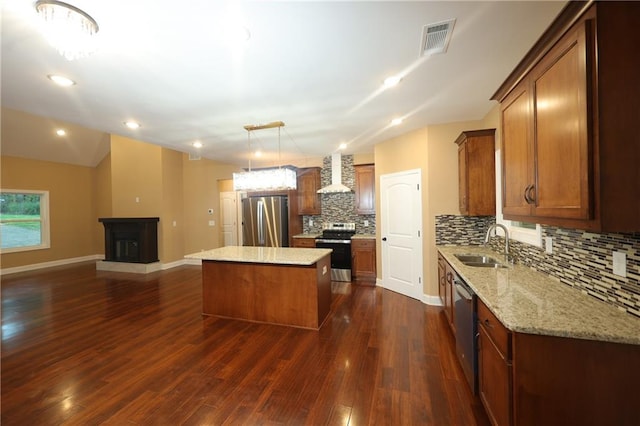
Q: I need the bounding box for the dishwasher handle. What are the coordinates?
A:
[454,280,473,301]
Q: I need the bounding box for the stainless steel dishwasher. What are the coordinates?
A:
[453,272,478,394]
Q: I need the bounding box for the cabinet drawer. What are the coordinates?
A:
[478,299,511,359]
[352,239,374,249]
[292,238,316,248]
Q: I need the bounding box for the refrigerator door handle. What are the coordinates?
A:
[257,200,264,246]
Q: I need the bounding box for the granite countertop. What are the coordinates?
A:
[351,234,376,240]
[185,246,332,266]
[437,245,640,346]
[292,233,321,239]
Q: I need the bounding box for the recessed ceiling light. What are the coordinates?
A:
[383,75,402,88]
[47,74,75,87]
[390,118,403,126]
[255,150,262,158]
[338,143,347,150]
[55,129,66,136]
[124,121,141,129]
[193,141,203,148]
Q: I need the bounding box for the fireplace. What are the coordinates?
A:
[99,218,159,264]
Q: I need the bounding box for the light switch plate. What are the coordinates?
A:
[612,251,627,277]
[208,220,215,227]
[545,236,553,254]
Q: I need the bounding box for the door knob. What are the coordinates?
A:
[382,237,387,241]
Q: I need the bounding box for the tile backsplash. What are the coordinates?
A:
[302,154,376,235]
[436,215,640,317]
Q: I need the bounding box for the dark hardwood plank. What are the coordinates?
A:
[1,262,490,425]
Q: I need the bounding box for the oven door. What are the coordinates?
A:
[315,239,352,282]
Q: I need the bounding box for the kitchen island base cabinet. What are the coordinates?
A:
[202,256,331,330]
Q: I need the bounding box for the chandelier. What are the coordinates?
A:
[35,0,99,61]
[233,121,297,192]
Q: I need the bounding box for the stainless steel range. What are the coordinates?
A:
[315,222,356,282]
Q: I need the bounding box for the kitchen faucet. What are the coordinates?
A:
[484,223,510,261]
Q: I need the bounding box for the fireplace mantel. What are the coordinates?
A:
[99,217,159,264]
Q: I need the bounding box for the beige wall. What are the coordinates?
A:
[0,156,97,268]
[110,135,164,217]
[160,148,185,264]
[374,105,500,300]
[93,153,112,254]
[182,156,240,254]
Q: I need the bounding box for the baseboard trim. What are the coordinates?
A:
[1,255,202,276]
[96,261,162,274]
[423,294,443,306]
[0,254,105,276]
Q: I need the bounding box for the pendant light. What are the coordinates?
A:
[233,121,297,191]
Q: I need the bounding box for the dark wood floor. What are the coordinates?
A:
[1,262,490,425]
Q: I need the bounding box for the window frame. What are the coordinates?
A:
[0,189,51,253]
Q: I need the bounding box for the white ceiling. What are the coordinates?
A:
[1,0,566,168]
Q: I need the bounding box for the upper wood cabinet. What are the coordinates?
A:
[455,129,496,216]
[297,167,322,215]
[494,2,640,232]
[501,18,589,221]
[354,164,375,215]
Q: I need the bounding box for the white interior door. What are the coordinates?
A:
[220,191,239,246]
[380,169,423,301]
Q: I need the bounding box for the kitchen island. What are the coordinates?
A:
[185,246,332,329]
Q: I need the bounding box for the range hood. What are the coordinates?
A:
[317,153,352,193]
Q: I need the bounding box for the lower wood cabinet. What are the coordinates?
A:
[437,253,456,334]
[351,238,376,284]
[437,254,446,306]
[292,237,316,248]
[476,298,640,426]
[478,299,512,426]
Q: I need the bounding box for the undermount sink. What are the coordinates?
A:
[454,254,508,268]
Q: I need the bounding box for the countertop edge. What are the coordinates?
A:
[437,245,640,346]
[185,246,332,266]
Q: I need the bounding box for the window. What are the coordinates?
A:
[0,190,50,253]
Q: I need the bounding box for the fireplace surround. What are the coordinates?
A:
[99,217,159,264]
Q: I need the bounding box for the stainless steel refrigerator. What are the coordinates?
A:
[241,196,289,247]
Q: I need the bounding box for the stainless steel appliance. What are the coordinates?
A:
[315,222,355,282]
[241,196,289,247]
[454,272,478,394]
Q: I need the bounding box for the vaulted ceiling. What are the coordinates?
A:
[1,1,566,167]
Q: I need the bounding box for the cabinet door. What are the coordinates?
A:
[501,82,534,218]
[355,164,375,215]
[437,255,446,306]
[478,324,512,426]
[352,239,376,283]
[444,262,455,334]
[297,168,321,215]
[531,20,591,220]
[458,143,468,214]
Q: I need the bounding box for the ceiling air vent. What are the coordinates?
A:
[189,152,201,161]
[420,18,456,56]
